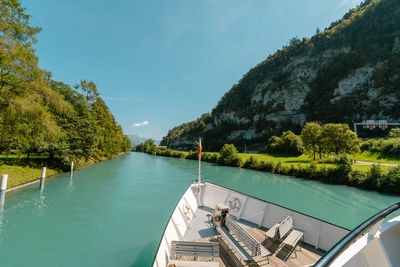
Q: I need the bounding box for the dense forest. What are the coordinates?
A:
[0,1,131,169]
[161,0,400,151]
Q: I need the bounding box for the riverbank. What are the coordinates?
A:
[140,149,400,195]
[0,152,130,190]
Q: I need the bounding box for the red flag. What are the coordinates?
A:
[198,140,202,160]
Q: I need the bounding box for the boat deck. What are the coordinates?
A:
[178,207,324,267]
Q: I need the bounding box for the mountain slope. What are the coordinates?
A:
[161,0,400,151]
[127,135,160,146]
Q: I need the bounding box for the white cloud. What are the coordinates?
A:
[132,121,149,127]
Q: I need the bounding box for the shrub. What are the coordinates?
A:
[361,138,400,155]
[186,150,198,160]
[334,154,353,174]
[217,144,241,167]
[202,152,218,163]
[380,167,400,193]
[274,161,282,173]
[242,156,259,169]
[389,128,400,137]
[307,161,319,180]
[267,131,304,155]
[349,170,367,186]
[364,164,384,189]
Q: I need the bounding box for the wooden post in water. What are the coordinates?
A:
[70,162,74,178]
[0,174,8,206]
[39,167,46,192]
[0,174,7,191]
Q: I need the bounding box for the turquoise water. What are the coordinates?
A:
[0,152,399,267]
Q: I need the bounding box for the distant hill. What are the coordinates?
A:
[161,0,400,151]
[127,135,160,146]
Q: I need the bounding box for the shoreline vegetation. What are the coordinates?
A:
[135,129,400,195]
[1,152,130,190]
[138,147,400,195]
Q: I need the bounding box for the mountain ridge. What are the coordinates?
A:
[161,0,400,151]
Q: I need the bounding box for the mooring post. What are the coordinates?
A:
[0,174,7,191]
[70,162,74,178]
[0,174,8,206]
[39,167,46,192]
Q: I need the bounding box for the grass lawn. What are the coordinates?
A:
[0,153,49,159]
[239,153,393,172]
[0,165,59,189]
[352,164,391,172]
[352,151,400,164]
[240,153,312,165]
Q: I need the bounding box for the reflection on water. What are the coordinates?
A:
[37,193,46,210]
[0,190,5,228]
[0,190,5,207]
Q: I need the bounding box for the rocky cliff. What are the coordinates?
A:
[161,0,400,151]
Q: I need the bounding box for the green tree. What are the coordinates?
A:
[74,80,99,104]
[217,144,241,167]
[321,123,361,155]
[268,131,304,155]
[91,97,129,158]
[301,122,323,160]
[0,0,42,94]
[389,128,400,137]
[49,80,98,161]
[0,0,67,157]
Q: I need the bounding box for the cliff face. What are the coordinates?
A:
[161,0,400,151]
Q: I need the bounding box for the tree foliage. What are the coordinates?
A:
[389,128,400,137]
[301,122,323,160]
[321,123,361,155]
[217,144,241,167]
[0,1,131,167]
[267,131,304,155]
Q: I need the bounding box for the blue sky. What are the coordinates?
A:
[23,0,361,140]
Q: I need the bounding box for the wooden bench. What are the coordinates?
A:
[216,226,253,263]
[264,223,280,247]
[170,240,219,260]
[277,216,304,259]
[225,216,271,261]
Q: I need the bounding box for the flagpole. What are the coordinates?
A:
[198,138,201,184]
[197,138,202,207]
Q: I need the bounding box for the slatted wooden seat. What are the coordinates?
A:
[264,222,280,247]
[265,223,279,239]
[277,216,304,260]
[170,240,219,260]
[225,215,271,262]
[216,226,253,262]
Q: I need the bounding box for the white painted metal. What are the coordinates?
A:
[332,216,400,267]
[152,182,351,267]
[39,167,46,192]
[259,203,269,227]
[153,184,200,267]
[167,259,219,266]
[0,174,8,191]
[70,162,74,178]
[201,183,349,252]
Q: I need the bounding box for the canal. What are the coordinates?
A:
[0,152,399,266]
